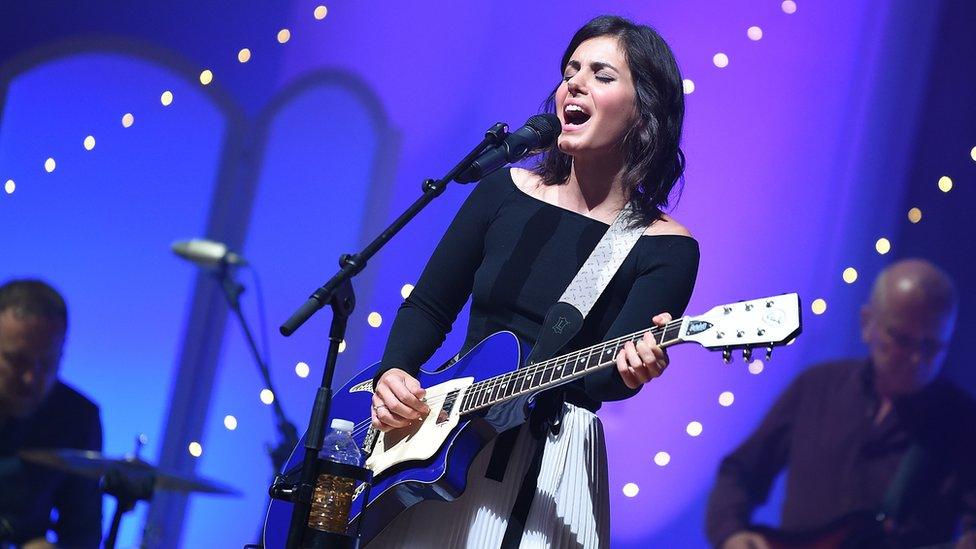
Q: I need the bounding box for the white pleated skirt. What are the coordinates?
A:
[366,403,610,549]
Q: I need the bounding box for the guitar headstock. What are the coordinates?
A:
[680,293,802,362]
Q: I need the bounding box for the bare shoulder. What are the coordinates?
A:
[510,167,545,197]
[644,213,693,237]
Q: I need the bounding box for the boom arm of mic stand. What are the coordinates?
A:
[278,122,508,337]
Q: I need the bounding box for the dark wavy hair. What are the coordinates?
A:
[533,15,686,226]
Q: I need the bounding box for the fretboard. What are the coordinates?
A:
[458,318,685,414]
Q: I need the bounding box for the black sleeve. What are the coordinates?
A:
[53,405,103,548]
[582,236,700,401]
[374,172,512,385]
[704,372,805,547]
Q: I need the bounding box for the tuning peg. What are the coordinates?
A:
[722,349,732,364]
[765,346,774,361]
[743,347,752,361]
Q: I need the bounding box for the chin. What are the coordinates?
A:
[557,135,593,156]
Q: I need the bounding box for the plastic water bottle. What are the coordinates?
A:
[307,418,362,535]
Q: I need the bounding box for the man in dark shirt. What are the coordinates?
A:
[0,280,102,548]
[706,259,976,549]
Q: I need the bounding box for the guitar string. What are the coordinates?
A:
[349,318,685,436]
[347,318,686,437]
[346,300,789,438]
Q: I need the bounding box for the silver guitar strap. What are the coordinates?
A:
[521,204,648,368]
[559,204,646,317]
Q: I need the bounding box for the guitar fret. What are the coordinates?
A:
[492,375,507,405]
[480,382,493,407]
[664,322,681,344]
[571,352,585,375]
[525,368,535,392]
[531,367,544,389]
[472,384,485,408]
[506,374,518,397]
[460,391,474,413]
[489,378,503,403]
[542,362,556,385]
[573,352,587,375]
[487,382,498,406]
[586,347,603,368]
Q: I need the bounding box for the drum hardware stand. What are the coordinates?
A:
[102,437,154,549]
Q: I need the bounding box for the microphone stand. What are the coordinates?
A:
[214,263,300,472]
[275,122,508,549]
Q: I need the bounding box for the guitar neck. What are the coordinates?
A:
[458,318,687,414]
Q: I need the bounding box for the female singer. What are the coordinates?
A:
[368,14,699,548]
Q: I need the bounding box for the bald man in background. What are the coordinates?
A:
[706,259,976,548]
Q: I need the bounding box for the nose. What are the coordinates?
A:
[21,365,36,386]
[566,75,586,96]
[20,360,44,387]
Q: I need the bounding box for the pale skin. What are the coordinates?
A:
[722,259,969,549]
[372,35,692,431]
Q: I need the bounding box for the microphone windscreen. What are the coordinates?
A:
[525,113,562,147]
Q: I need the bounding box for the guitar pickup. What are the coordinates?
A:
[437,390,460,425]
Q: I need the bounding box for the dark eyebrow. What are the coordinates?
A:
[591,61,619,73]
[564,60,620,73]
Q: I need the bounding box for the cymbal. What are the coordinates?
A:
[19,448,241,496]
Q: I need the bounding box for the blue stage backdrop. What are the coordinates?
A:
[0,51,227,544]
[0,1,971,547]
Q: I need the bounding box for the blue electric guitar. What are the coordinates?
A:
[263,293,802,545]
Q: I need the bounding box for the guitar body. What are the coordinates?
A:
[263,331,534,546]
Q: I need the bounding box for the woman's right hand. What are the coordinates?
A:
[371,368,430,432]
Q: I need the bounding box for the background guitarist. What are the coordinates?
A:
[365,15,699,548]
[706,259,976,549]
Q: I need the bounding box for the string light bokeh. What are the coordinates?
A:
[1,1,973,547]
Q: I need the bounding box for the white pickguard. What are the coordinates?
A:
[365,377,474,476]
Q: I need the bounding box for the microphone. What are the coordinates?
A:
[171,239,248,268]
[455,114,561,183]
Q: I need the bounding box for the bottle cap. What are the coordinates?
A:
[330,418,355,432]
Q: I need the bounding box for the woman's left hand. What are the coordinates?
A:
[616,312,672,389]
